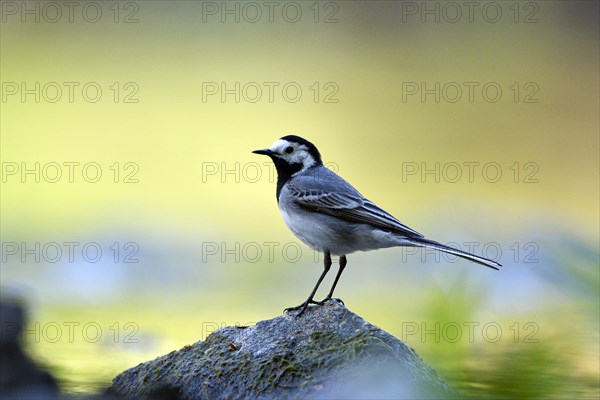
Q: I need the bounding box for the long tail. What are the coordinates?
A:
[406,237,501,270]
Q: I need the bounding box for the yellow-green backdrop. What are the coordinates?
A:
[1,1,598,398]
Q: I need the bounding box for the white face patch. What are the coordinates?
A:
[268,139,317,172]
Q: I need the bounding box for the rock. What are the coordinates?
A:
[110,300,458,399]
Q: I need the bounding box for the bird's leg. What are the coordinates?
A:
[312,255,347,306]
[323,255,346,304]
[284,251,332,316]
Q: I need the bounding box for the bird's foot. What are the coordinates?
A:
[315,296,344,306]
[329,297,344,305]
[285,297,345,316]
[284,299,326,316]
[284,301,310,316]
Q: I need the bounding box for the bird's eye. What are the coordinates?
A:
[285,146,294,154]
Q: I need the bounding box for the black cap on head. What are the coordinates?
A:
[280,135,322,163]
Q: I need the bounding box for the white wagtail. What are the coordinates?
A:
[253,135,501,315]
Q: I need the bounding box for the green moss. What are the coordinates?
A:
[246,329,393,395]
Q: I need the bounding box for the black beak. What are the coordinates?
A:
[252,149,272,155]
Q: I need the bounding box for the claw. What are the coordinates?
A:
[284,301,310,316]
[314,296,344,306]
[284,297,345,316]
[331,297,344,305]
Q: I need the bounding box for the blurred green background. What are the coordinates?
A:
[1,1,598,398]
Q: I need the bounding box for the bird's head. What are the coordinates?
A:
[253,135,323,175]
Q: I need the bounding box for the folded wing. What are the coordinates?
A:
[287,180,423,239]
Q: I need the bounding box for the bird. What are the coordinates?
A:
[253,135,501,315]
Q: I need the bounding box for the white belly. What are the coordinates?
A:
[278,206,406,256]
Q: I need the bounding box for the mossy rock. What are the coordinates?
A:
[110,301,458,399]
